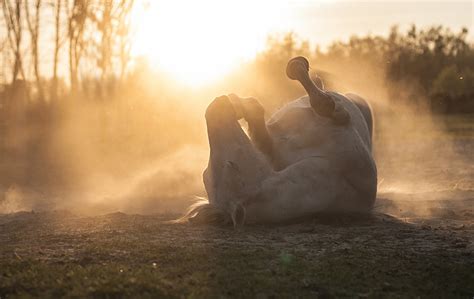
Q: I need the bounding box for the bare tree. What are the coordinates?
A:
[116,0,134,82]
[66,0,89,93]
[51,0,63,99]
[2,0,26,85]
[92,0,134,84]
[24,0,43,99]
[2,0,136,96]
[95,0,112,82]
[0,28,7,84]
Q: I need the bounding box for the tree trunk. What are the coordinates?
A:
[52,0,62,100]
[2,0,25,85]
[25,0,43,100]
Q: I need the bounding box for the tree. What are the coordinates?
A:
[116,0,134,82]
[2,0,25,85]
[91,0,135,85]
[431,65,474,97]
[66,0,90,93]
[24,0,43,99]
[51,0,63,99]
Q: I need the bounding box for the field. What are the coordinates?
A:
[0,115,473,298]
[1,1,473,297]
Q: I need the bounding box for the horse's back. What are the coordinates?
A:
[344,92,374,146]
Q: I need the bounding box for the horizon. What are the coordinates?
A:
[1,0,472,87]
[131,0,473,85]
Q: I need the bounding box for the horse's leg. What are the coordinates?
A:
[228,94,274,160]
[202,96,273,225]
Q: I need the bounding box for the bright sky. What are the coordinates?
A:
[290,1,474,47]
[132,0,473,86]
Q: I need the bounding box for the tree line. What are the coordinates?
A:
[1,0,135,100]
[252,26,474,113]
[1,1,472,113]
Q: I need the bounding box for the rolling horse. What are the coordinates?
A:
[181,56,377,226]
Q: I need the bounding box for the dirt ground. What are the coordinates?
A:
[1,116,473,298]
[0,206,473,298]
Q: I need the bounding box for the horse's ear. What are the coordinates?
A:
[231,203,246,227]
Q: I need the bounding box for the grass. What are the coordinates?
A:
[0,212,472,298]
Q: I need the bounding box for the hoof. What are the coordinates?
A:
[228,94,245,120]
[286,56,310,80]
[205,95,236,122]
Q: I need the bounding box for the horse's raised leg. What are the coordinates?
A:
[202,95,273,225]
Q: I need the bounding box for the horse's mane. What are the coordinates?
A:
[172,197,232,226]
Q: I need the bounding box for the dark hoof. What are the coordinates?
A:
[286,56,310,80]
[205,95,236,121]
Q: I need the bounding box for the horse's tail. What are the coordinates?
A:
[171,197,232,226]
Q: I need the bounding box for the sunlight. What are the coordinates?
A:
[131,0,292,86]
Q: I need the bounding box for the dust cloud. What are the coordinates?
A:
[316,57,473,219]
[1,54,472,220]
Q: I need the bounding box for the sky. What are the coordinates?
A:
[1,0,472,85]
[131,0,473,85]
[286,0,473,47]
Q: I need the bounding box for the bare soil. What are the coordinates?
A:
[0,207,472,298]
[0,115,473,298]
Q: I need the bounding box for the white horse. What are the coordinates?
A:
[181,57,377,226]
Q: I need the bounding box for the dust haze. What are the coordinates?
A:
[1,32,472,221]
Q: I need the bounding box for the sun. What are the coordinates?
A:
[131,0,290,86]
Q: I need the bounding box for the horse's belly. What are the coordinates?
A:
[272,126,377,203]
[272,125,353,168]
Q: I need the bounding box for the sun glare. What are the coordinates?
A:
[131,0,291,86]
